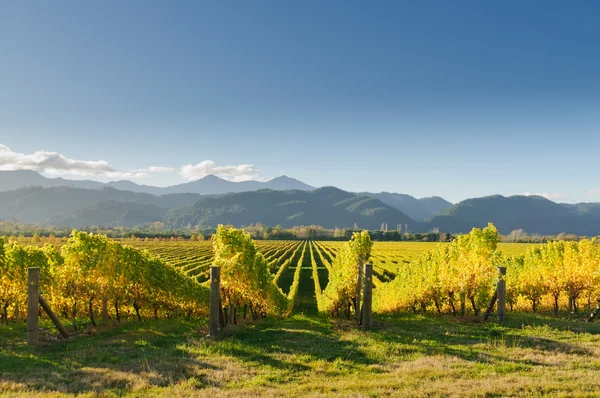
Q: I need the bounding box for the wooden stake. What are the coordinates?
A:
[362,263,373,329]
[568,297,573,319]
[39,295,69,339]
[483,292,497,321]
[209,266,220,337]
[354,256,363,322]
[27,268,40,346]
[497,267,506,323]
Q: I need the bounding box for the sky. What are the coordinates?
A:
[1,1,600,203]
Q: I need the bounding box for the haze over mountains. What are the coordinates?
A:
[1,170,599,235]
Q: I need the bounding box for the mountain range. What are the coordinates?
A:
[1,170,599,235]
[0,170,447,220]
[0,170,314,195]
[166,187,413,230]
[0,185,414,230]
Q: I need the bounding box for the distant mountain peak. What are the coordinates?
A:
[270,175,296,181]
[0,169,317,195]
[198,174,224,181]
[316,186,346,194]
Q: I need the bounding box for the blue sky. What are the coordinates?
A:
[1,1,600,203]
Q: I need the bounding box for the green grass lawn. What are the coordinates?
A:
[3,312,600,397]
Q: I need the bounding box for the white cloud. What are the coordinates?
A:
[0,144,172,179]
[589,189,600,196]
[180,160,260,182]
[0,144,117,175]
[146,166,175,173]
[0,144,262,183]
[523,192,568,201]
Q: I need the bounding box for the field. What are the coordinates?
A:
[6,237,596,397]
[4,312,600,397]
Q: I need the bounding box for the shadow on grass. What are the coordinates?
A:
[366,312,597,367]
[3,310,599,395]
[208,314,373,372]
[0,319,220,395]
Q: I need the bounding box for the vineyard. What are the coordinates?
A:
[4,226,600,396]
[3,226,598,330]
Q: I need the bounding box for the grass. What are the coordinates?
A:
[3,312,600,397]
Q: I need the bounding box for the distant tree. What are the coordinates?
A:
[507,229,527,242]
[440,232,452,242]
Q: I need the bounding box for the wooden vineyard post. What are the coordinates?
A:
[362,263,373,329]
[497,266,506,323]
[568,297,574,320]
[27,268,40,346]
[355,256,363,322]
[209,266,220,338]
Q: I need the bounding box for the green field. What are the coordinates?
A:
[3,312,600,397]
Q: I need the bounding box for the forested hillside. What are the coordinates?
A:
[166,187,414,229]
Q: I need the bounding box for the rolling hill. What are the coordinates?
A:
[359,192,452,221]
[0,185,415,230]
[165,187,414,229]
[47,201,167,228]
[0,186,201,224]
[424,195,600,235]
